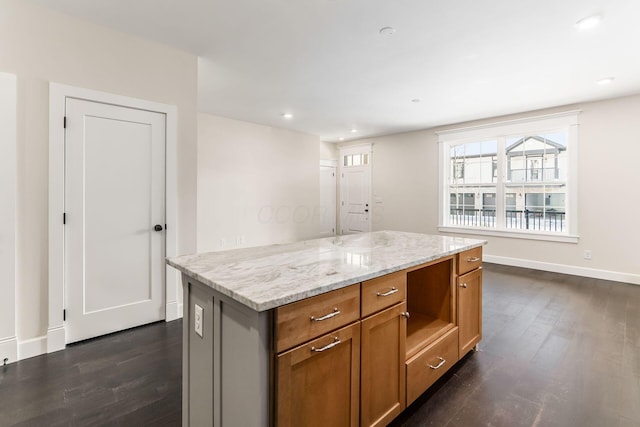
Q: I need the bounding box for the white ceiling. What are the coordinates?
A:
[28,0,640,141]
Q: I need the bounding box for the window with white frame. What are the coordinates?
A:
[438,111,579,242]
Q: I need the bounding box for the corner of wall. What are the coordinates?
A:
[0,337,18,366]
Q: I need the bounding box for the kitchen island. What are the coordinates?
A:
[168,231,486,426]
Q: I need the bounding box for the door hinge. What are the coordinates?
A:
[63,309,66,321]
[63,212,66,224]
[63,116,67,129]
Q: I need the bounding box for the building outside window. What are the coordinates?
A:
[438,112,579,242]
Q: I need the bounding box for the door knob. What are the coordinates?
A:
[154,224,163,232]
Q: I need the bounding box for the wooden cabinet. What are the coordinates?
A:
[457,267,482,356]
[360,302,407,427]
[180,244,483,427]
[274,250,482,426]
[457,248,482,357]
[275,284,362,427]
[405,257,455,359]
[406,327,459,404]
[361,270,406,317]
[275,284,360,353]
[457,246,482,275]
[277,322,361,427]
[402,256,458,406]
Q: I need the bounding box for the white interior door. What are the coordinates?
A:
[340,146,371,234]
[319,163,337,237]
[65,98,166,343]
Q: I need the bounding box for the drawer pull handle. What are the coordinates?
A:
[376,287,398,297]
[428,357,446,370]
[460,283,467,288]
[401,311,410,319]
[311,337,340,352]
[310,308,340,322]
[466,256,480,263]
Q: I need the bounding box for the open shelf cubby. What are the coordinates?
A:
[405,257,454,359]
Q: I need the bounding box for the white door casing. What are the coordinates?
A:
[339,145,372,235]
[64,99,165,343]
[0,73,17,363]
[48,84,178,351]
[319,161,337,237]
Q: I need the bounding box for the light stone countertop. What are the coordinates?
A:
[167,231,486,312]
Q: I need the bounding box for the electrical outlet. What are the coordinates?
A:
[236,235,246,247]
[219,238,226,248]
[583,250,592,260]
[194,304,203,337]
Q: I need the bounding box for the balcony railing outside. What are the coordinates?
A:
[449,208,565,232]
[509,168,557,182]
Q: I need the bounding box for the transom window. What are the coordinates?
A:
[343,153,369,167]
[438,112,579,242]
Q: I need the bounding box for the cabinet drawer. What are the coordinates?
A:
[406,327,459,405]
[457,247,482,275]
[361,271,406,317]
[275,284,360,353]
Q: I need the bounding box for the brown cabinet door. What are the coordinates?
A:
[276,322,360,427]
[457,267,482,356]
[361,302,407,427]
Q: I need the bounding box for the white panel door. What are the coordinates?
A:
[319,164,337,237]
[65,98,166,343]
[340,146,371,234]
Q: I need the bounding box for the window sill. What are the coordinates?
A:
[437,226,579,243]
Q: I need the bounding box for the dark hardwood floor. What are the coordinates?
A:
[0,319,182,426]
[1,264,639,426]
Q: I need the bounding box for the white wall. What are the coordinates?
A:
[0,73,17,364]
[198,114,322,252]
[0,1,198,351]
[346,94,640,283]
[320,140,338,161]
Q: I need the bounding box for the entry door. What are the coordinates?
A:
[65,98,166,343]
[340,146,371,234]
[319,164,337,237]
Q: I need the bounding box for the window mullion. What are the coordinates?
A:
[496,137,506,229]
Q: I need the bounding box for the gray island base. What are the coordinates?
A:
[167,231,486,426]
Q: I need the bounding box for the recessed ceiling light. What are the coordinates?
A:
[596,77,615,85]
[282,113,293,119]
[379,27,396,36]
[339,137,345,141]
[411,98,421,103]
[351,129,358,133]
[575,15,602,30]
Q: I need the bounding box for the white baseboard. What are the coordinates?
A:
[0,336,18,365]
[11,312,184,364]
[177,303,183,319]
[18,335,47,361]
[47,326,66,353]
[166,301,182,321]
[484,255,640,285]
